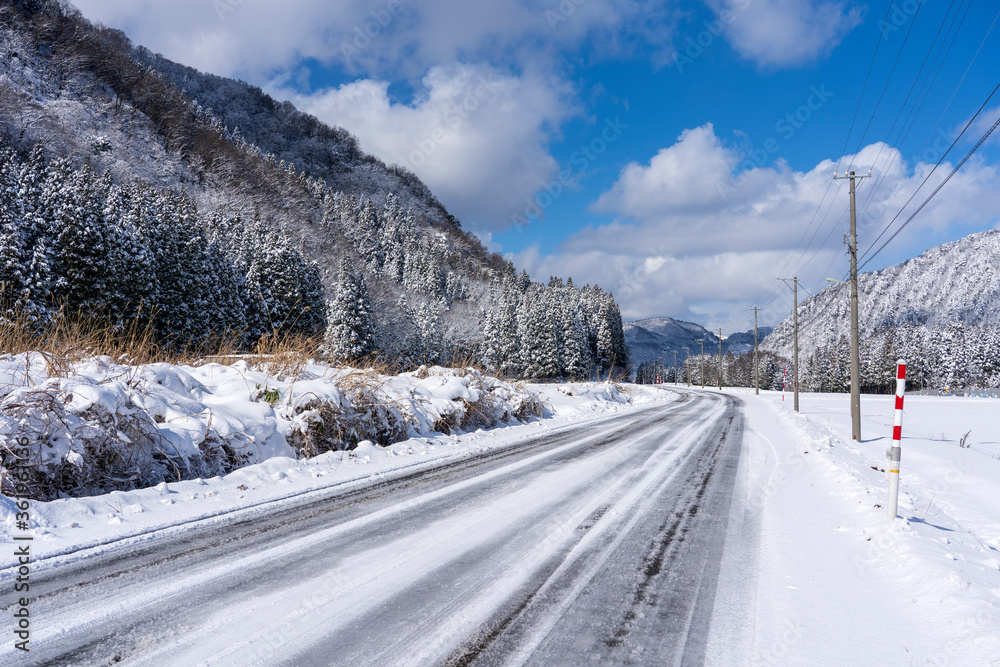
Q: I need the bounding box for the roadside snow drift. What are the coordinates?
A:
[0,354,546,501]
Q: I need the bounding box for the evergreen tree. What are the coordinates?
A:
[0,147,26,312]
[22,147,57,317]
[559,296,589,380]
[324,263,376,362]
[52,166,110,315]
[104,182,157,325]
[482,280,522,378]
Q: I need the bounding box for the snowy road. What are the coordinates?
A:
[3,389,745,666]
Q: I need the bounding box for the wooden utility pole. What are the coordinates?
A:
[718,328,723,390]
[779,277,800,412]
[673,350,678,385]
[749,307,762,395]
[696,339,705,389]
[834,169,870,441]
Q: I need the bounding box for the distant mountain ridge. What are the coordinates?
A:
[625,316,771,366]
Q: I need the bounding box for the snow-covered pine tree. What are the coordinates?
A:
[204,241,248,339]
[482,279,522,378]
[0,146,26,313]
[51,166,110,315]
[517,285,560,379]
[414,301,442,364]
[595,299,615,375]
[323,261,376,362]
[104,181,158,325]
[558,292,589,380]
[244,230,327,342]
[22,146,57,318]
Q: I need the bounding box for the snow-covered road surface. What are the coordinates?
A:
[2,389,744,666]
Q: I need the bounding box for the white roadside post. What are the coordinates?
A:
[887,360,906,519]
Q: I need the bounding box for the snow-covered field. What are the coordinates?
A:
[714,387,1000,666]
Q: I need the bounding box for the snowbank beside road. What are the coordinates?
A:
[713,389,1000,666]
[0,355,548,501]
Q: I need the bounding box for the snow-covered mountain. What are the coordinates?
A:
[625,317,770,365]
[762,229,1000,390]
[0,1,627,375]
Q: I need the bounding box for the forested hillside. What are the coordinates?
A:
[0,0,627,377]
[762,229,1000,391]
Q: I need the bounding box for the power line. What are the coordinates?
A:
[846,0,927,172]
[855,0,969,220]
[916,2,1000,161]
[836,0,897,175]
[859,80,1000,265]
[857,0,983,228]
[860,107,1000,271]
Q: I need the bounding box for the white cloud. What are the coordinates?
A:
[967,105,1000,147]
[271,63,573,230]
[70,0,679,82]
[706,0,864,67]
[516,124,1000,330]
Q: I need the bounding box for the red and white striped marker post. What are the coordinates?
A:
[887,359,906,518]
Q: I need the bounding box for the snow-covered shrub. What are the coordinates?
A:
[0,377,247,500]
[0,357,258,500]
[398,366,544,434]
[284,371,410,457]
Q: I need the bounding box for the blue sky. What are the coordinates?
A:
[73,0,1000,332]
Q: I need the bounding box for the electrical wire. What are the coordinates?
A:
[859,80,1000,265]
[859,108,1000,272]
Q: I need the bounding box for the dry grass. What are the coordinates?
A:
[0,302,168,375]
[0,297,328,378]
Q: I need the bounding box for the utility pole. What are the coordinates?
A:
[749,307,762,395]
[718,328,723,390]
[673,350,678,386]
[779,277,800,412]
[834,169,870,441]
[696,339,705,389]
[683,347,690,386]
